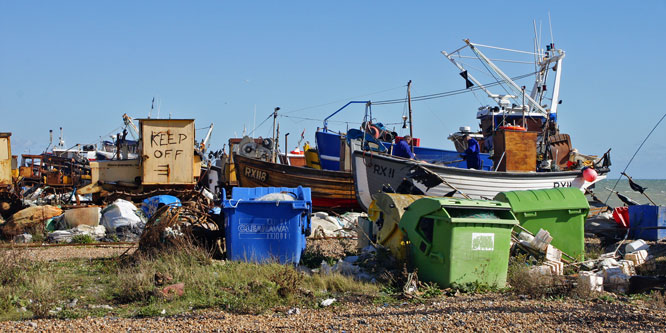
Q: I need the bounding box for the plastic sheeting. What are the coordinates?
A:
[47,225,106,243]
[100,199,145,232]
[309,212,364,238]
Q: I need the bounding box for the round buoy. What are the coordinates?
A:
[582,167,598,182]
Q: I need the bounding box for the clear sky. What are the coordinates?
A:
[1,1,665,179]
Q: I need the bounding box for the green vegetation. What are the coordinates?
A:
[0,235,662,321]
[506,254,585,299]
[0,246,381,320]
[450,281,500,294]
[70,234,95,244]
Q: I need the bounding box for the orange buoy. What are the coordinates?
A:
[582,167,598,182]
[499,125,527,131]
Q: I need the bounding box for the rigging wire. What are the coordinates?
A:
[410,86,448,129]
[282,84,406,114]
[372,71,537,105]
[248,112,275,136]
[245,71,539,136]
[279,114,360,125]
[603,112,666,206]
[472,46,523,107]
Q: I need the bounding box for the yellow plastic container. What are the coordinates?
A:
[371,193,425,261]
[304,143,321,170]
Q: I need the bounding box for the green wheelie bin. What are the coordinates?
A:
[494,188,589,261]
[399,197,518,288]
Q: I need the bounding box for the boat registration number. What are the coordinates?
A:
[553,181,572,188]
[372,163,395,178]
[244,167,268,182]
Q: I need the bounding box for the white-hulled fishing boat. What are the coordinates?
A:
[351,27,611,211]
[351,151,607,211]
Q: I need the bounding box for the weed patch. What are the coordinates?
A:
[450,281,498,294]
[644,291,666,309]
[0,244,382,320]
[507,254,582,299]
[71,234,95,244]
[26,273,58,318]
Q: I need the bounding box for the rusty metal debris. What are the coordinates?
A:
[138,197,222,256]
[100,188,204,206]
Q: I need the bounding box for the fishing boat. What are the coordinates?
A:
[233,153,359,211]
[351,151,607,211]
[352,31,611,211]
[315,102,494,171]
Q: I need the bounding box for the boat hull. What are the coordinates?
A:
[351,151,606,211]
[234,154,359,211]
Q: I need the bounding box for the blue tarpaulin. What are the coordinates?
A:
[141,195,182,219]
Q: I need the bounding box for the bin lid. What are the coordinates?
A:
[400,197,517,229]
[493,188,589,213]
[228,186,311,202]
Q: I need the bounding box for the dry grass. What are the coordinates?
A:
[0,249,60,319]
[112,244,380,315]
[507,255,595,299]
[0,243,381,320]
[646,291,666,309]
[305,272,379,295]
[25,273,58,318]
[112,245,212,303]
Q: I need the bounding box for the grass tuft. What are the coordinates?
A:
[71,234,95,244]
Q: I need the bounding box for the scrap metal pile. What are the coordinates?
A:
[138,197,223,255]
[0,190,219,253]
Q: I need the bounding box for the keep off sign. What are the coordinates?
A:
[140,119,195,185]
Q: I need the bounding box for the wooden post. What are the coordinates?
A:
[407,80,414,153]
[284,133,290,166]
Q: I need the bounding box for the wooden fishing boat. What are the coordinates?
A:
[233,153,359,211]
[351,150,609,211]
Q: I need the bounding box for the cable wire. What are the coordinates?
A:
[372,72,537,105]
[248,112,275,136]
[282,84,406,114]
[603,112,666,206]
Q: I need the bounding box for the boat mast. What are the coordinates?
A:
[467,42,548,115]
[549,50,564,115]
[442,43,501,104]
[407,80,414,153]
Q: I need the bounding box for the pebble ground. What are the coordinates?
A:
[1,294,664,332]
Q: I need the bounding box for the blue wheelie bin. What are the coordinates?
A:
[222,186,311,264]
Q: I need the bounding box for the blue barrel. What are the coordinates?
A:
[222,186,312,264]
[629,205,666,241]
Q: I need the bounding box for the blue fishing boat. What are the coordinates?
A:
[315,102,493,171]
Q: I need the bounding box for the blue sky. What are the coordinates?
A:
[1,1,665,179]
